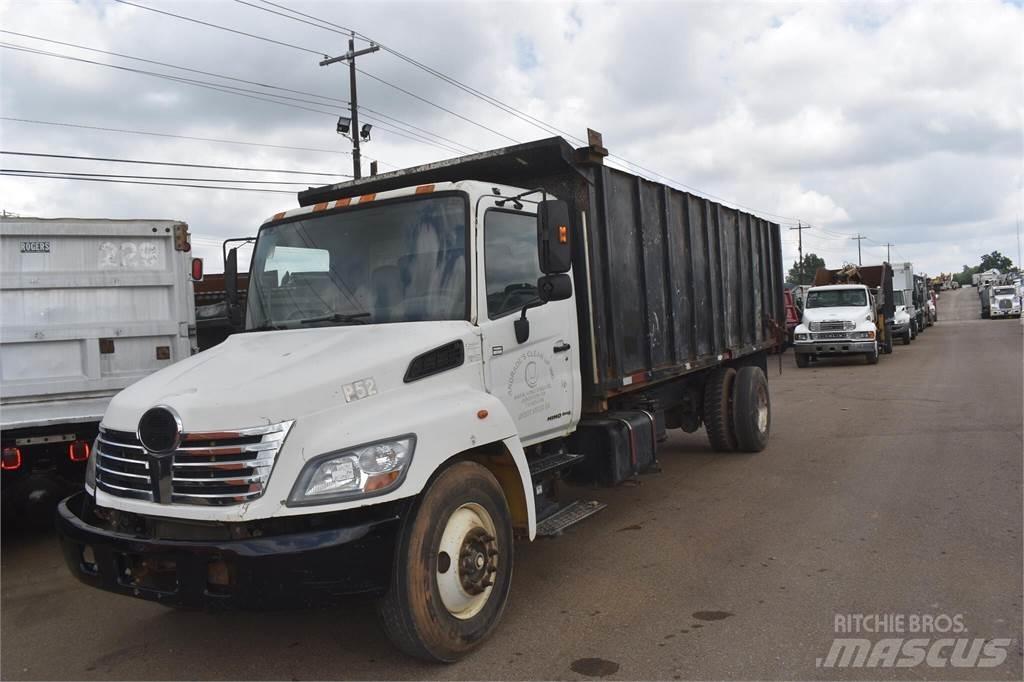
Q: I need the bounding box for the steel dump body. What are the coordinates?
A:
[0,218,196,430]
[299,137,785,402]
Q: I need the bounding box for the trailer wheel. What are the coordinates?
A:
[795,353,810,368]
[378,461,513,662]
[703,367,737,452]
[732,366,770,452]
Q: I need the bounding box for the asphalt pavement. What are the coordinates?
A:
[2,286,1021,680]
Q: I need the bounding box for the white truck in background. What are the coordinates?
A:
[988,284,1021,318]
[891,262,918,340]
[1,218,200,523]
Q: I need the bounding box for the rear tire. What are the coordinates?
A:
[732,366,771,452]
[795,353,810,368]
[378,461,513,662]
[703,367,737,452]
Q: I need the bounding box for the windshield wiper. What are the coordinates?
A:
[247,322,286,332]
[298,312,371,325]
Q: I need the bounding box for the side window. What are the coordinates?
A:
[485,210,543,318]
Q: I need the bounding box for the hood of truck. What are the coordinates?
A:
[103,321,480,432]
[802,306,871,324]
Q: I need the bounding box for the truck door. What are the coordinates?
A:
[477,203,580,446]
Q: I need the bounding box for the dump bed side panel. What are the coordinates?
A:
[584,166,783,399]
[1,219,195,428]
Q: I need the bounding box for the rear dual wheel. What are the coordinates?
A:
[378,461,513,662]
[704,366,771,453]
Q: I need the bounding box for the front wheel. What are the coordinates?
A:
[795,353,810,368]
[378,461,513,662]
[903,332,911,345]
[865,345,880,365]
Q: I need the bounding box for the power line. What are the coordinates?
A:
[2,31,461,158]
[0,116,361,158]
[112,0,327,57]
[0,29,346,105]
[0,151,346,177]
[0,41,464,157]
[3,169,317,186]
[1,171,294,194]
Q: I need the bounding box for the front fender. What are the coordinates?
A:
[263,381,535,534]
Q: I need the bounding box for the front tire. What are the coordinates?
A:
[902,331,911,345]
[795,353,810,368]
[865,344,880,365]
[378,461,513,662]
[704,367,737,452]
[732,366,771,452]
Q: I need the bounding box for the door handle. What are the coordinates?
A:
[553,342,571,353]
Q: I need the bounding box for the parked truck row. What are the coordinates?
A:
[790,260,938,367]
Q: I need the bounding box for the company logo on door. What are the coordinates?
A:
[506,351,555,421]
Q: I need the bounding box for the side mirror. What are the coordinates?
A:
[537,199,571,274]
[538,273,572,302]
[224,248,242,328]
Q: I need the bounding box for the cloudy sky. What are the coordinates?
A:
[1,0,1021,276]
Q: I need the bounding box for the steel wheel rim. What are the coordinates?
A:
[756,384,769,434]
[435,502,498,620]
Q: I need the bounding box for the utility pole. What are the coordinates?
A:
[789,221,812,283]
[320,33,379,179]
[883,242,894,263]
[851,233,867,266]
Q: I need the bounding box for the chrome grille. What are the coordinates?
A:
[809,320,852,332]
[999,299,1012,309]
[95,421,293,505]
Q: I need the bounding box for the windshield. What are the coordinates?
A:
[892,290,905,306]
[247,196,467,329]
[994,287,1015,296]
[806,288,867,308]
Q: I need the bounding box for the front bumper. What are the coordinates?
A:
[890,322,909,334]
[56,491,407,609]
[793,340,876,355]
[990,308,1019,317]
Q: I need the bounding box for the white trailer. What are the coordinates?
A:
[1,218,199,520]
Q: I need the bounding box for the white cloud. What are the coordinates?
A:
[0,0,1021,279]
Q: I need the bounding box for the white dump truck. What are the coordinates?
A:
[792,264,896,366]
[56,134,786,661]
[1,218,200,523]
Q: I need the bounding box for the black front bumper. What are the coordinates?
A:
[56,492,406,609]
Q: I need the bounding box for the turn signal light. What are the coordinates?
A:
[558,225,568,244]
[68,440,91,462]
[1,447,22,471]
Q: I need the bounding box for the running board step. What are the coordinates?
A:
[536,500,606,537]
[528,452,585,479]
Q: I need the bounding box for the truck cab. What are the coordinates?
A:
[890,289,914,344]
[989,285,1021,318]
[792,284,879,366]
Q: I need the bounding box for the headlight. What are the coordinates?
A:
[288,436,415,505]
[851,331,876,339]
[795,333,809,340]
